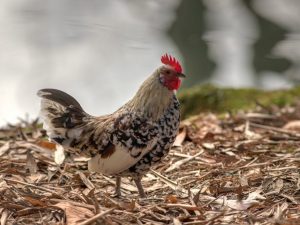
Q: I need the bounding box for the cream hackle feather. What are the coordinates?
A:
[126,67,174,121]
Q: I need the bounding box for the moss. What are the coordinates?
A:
[178,84,300,119]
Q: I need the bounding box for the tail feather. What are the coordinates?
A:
[37,89,88,146]
[37,88,83,110]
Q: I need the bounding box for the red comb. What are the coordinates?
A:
[161,54,182,73]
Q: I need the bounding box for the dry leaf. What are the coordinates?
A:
[274,202,289,221]
[246,190,265,201]
[22,196,47,207]
[36,139,57,150]
[173,127,187,147]
[173,217,182,225]
[274,179,284,193]
[0,180,9,192]
[239,175,248,187]
[55,202,93,225]
[226,199,259,211]
[26,151,38,174]
[202,142,215,150]
[119,200,136,211]
[0,142,10,157]
[283,120,300,132]
[165,195,178,203]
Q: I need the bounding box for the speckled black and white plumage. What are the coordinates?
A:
[37,60,184,197]
[121,96,180,177]
[71,95,179,177]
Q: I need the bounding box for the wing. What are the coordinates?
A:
[88,112,160,175]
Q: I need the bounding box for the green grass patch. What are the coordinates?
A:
[178,84,300,119]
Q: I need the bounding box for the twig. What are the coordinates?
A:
[181,171,212,186]
[237,157,258,169]
[189,196,201,216]
[77,207,115,225]
[78,171,95,190]
[150,169,188,194]
[165,150,204,172]
[4,178,67,199]
[236,156,290,170]
[102,195,120,208]
[163,203,200,211]
[280,194,298,205]
[245,113,277,119]
[169,151,211,163]
[267,166,297,171]
[250,122,300,137]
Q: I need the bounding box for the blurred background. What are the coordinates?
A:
[1,0,300,125]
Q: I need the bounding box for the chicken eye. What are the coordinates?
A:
[166,70,171,74]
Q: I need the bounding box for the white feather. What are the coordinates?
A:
[54,145,65,165]
[88,140,156,175]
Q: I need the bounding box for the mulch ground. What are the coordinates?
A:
[1,104,300,225]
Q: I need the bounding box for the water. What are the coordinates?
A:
[0,0,181,125]
[0,0,299,125]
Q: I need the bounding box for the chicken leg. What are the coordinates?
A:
[134,177,146,198]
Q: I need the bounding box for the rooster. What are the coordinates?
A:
[37,54,185,198]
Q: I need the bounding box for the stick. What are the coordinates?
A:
[77,208,115,225]
[165,150,204,172]
[250,122,300,137]
[150,169,187,194]
[163,203,200,211]
[4,178,67,199]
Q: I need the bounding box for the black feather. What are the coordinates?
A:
[37,89,83,110]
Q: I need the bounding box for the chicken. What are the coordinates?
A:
[37,54,185,198]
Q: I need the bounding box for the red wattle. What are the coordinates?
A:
[165,77,181,90]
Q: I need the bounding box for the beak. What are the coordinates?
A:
[177,73,186,78]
